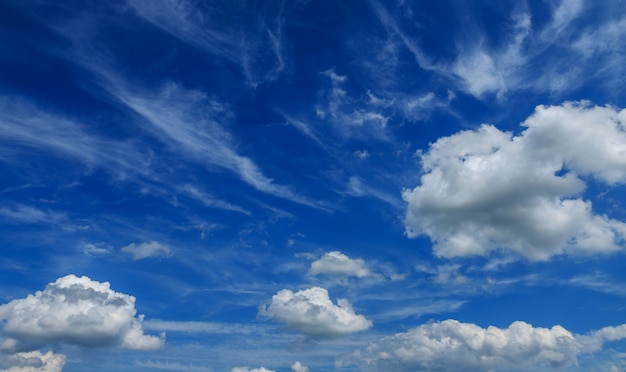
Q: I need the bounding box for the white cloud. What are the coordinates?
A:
[231,368,274,372]
[347,319,626,371]
[371,0,625,98]
[178,184,250,215]
[0,275,164,350]
[99,81,321,209]
[134,360,210,372]
[126,0,286,87]
[259,287,372,338]
[403,102,626,260]
[0,351,65,372]
[345,177,403,208]
[0,205,65,225]
[290,361,310,372]
[121,241,173,260]
[0,96,152,179]
[308,251,372,278]
[316,69,391,141]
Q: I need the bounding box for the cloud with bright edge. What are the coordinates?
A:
[290,361,310,372]
[308,251,372,278]
[403,102,626,260]
[0,275,164,351]
[121,241,173,260]
[0,351,65,372]
[345,319,626,371]
[259,287,372,338]
[231,368,274,372]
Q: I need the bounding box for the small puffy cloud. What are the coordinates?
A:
[348,319,626,371]
[0,274,164,351]
[290,361,310,372]
[308,251,372,278]
[403,102,626,260]
[259,287,372,338]
[231,368,275,372]
[0,351,65,372]
[121,241,173,260]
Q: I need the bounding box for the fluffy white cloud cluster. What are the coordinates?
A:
[0,275,164,350]
[0,351,65,372]
[121,241,173,260]
[403,102,626,260]
[259,287,372,338]
[290,361,310,372]
[308,251,372,278]
[350,319,626,371]
[230,367,274,372]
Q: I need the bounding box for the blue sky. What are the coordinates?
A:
[1,0,626,371]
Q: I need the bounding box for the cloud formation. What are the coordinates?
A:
[125,0,287,87]
[121,241,173,260]
[0,351,65,372]
[370,0,625,99]
[259,287,372,338]
[308,251,372,278]
[348,319,626,371]
[231,368,274,372]
[403,102,626,260]
[290,361,310,372]
[0,275,164,350]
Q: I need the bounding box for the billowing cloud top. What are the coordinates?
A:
[0,351,65,372]
[308,251,372,278]
[0,275,164,351]
[403,102,626,260]
[348,319,626,371]
[259,287,372,338]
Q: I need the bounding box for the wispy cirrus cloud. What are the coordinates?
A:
[369,0,626,99]
[94,78,324,208]
[125,0,287,87]
[0,96,153,179]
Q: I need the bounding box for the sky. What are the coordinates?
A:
[1,0,626,371]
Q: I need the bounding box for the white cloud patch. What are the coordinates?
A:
[0,275,164,350]
[121,241,173,260]
[290,361,310,372]
[0,351,65,372]
[371,0,625,98]
[316,69,391,140]
[308,251,372,278]
[231,368,275,372]
[259,287,372,338]
[347,319,626,371]
[403,102,626,260]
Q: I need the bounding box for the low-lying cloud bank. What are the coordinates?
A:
[342,319,626,371]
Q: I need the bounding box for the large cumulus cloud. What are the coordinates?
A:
[403,102,626,260]
[346,319,626,371]
[259,287,372,338]
[0,275,164,351]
